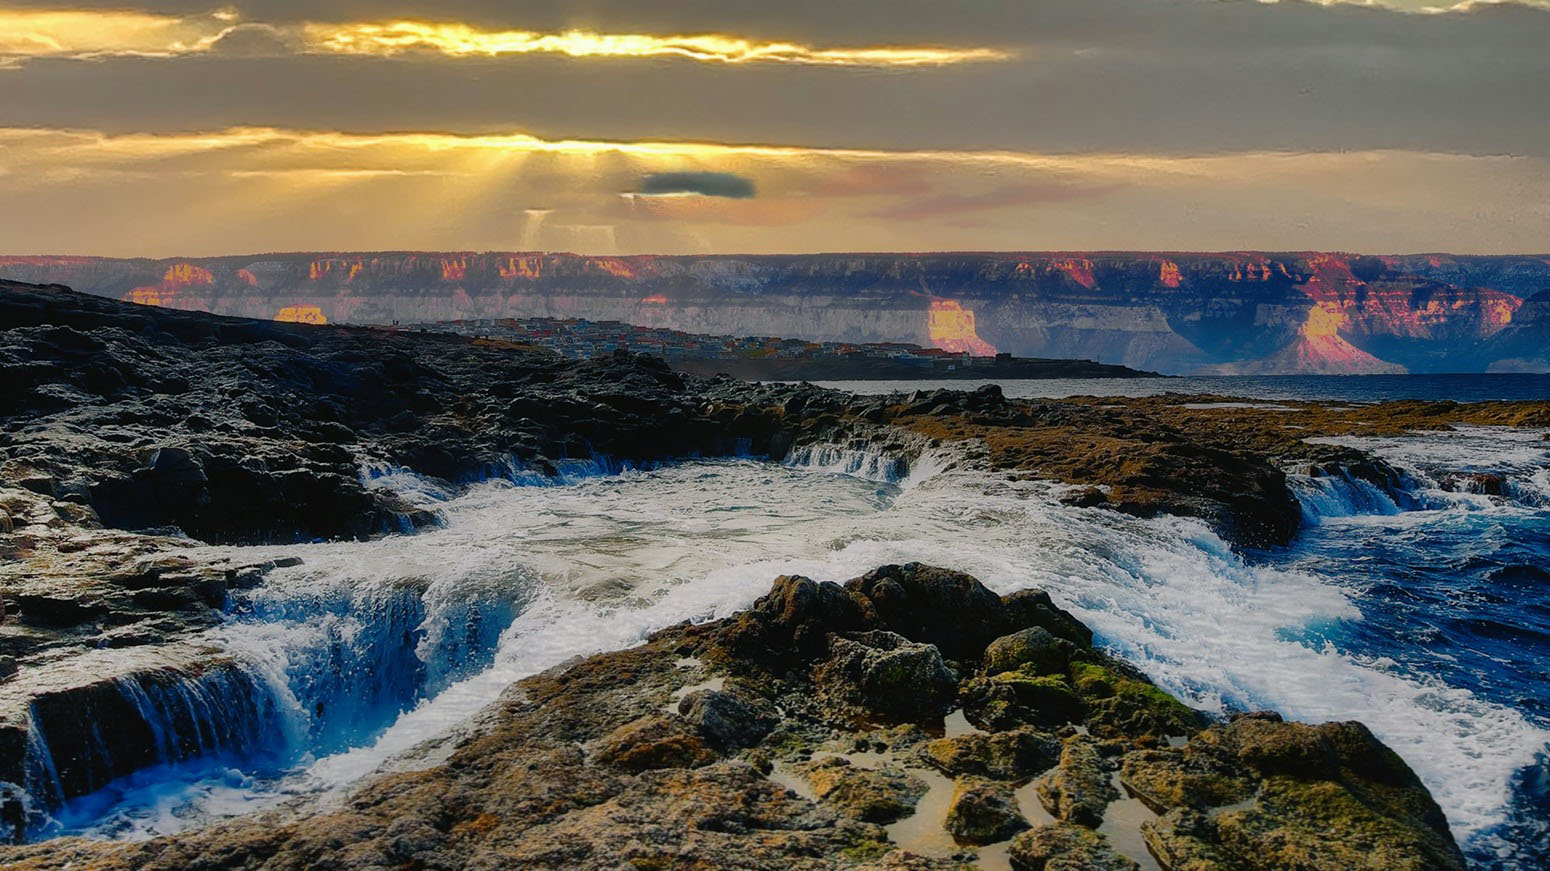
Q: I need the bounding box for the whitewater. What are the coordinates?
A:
[30,431,1550,869]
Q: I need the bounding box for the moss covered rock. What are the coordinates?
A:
[964,669,1087,731]
[590,714,718,773]
[1035,737,1119,828]
[920,728,1060,781]
[796,756,929,824]
[1008,822,1140,871]
[1134,713,1468,871]
[984,627,1075,676]
[944,776,1029,845]
[1070,661,1205,741]
[814,630,958,723]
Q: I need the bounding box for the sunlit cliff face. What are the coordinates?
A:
[121,264,215,308]
[928,299,998,356]
[275,305,327,324]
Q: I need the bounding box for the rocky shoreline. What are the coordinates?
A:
[0,565,1467,870]
[1,279,1541,866]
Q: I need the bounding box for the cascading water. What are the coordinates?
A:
[1274,426,1550,867]
[16,429,1548,868]
[15,527,534,840]
[781,442,914,482]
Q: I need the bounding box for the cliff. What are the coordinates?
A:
[3,251,1547,375]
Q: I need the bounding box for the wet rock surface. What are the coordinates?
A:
[0,566,1469,869]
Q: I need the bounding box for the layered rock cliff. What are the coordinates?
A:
[4,252,1547,374]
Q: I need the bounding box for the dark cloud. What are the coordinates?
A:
[0,1,1547,157]
[3,42,1547,158]
[637,171,756,198]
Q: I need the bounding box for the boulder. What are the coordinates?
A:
[919,728,1060,781]
[1008,822,1140,871]
[1001,589,1094,649]
[984,627,1075,676]
[963,670,1086,731]
[1132,713,1468,871]
[813,631,958,723]
[677,686,780,752]
[796,756,928,823]
[1070,661,1205,740]
[1119,744,1254,813]
[845,564,1010,661]
[714,575,873,669]
[1035,737,1118,828]
[944,776,1029,845]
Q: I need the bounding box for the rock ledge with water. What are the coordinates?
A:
[1,279,1533,865]
[0,564,1466,870]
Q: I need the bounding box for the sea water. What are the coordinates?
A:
[810,373,1550,403]
[25,424,1550,869]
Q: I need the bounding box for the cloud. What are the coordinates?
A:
[2,126,1547,256]
[205,23,296,57]
[0,0,1546,158]
[636,171,756,198]
[0,8,1009,68]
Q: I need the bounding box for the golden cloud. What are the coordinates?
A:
[0,9,1010,67]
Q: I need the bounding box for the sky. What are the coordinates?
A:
[0,0,1547,256]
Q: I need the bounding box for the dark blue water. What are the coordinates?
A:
[1273,428,1550,868]
[815,373,1550,403]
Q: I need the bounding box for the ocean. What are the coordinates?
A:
[25,375,1550,869]
[807,373,1550,403]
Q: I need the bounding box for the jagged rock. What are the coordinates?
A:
[714,574,873,668]
[589,715,718,773]
[1035,737,1119,828]
[1008,822,1140,871]
[1001,589,1094,649]
[919,728,1060,780]
[1120,743,1255,813]
[944,776,1029,845]
[1132,712,1468,871]
[963,669,1087,731]
[14,592,107,626]
[813,631,958,723]
[984,627,1075,676]
[845,564,1012,662]
[1440,471,1507,496]
[796,756,928,823]
[677,686,780,752]
[0,568,1469,870]
[1070,661,1206,740]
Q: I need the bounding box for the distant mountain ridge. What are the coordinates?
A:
[4,251,1548,374]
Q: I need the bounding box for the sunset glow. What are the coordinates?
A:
[0,9,1009,68]
[302,22,1010,66]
